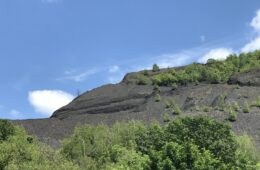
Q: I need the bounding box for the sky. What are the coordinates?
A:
[1,0,260,119]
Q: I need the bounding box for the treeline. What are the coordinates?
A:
[137,50,260,87]
[1,116,260,170]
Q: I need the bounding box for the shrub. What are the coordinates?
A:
[232,101,240,112]
[152,64,160,72]
[164,116,238,168]
[173,104,182,115]
[153,85,160,93]
[0,126,78,170]
[162,113,170,122]
[142,70,149,76]
[136,74,150,85]
[0,119,15,142]
[252,96,260,108]
[170,83,178,90]
[201,105,210,112]
[228,108,237,122]
[155,93,161,102]
[235,135,260,169]
[165,100,171,108]
[243,101,250,113]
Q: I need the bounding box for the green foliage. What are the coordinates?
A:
[172,104,182,115]
[142,70,149,76]
[228,108,237,122]
[137,74,150,85]
[154,93,161,102]
[165,100,171,108]
[152,64,160,72]
[232,101,240,111]
[0,126,78,170]
[0,120,15,142]
[1,116,260,169]
[153,85,160,93]
[158,142,220,170]
[201,105,211,112]
[106,145,151,170]
[164,116,237,167]
[235,135,260,169]
[162,113,170,122]
[252,96,260,108]
[170,83,178,90]
[137,51,260,87]
[243,101,250,113]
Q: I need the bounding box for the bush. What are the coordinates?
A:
[165,100,171,108]
[170,83,178,90]
[2,116,260,169]
[142,70,149,76]
[165,116,237,167]
[153,85,160,93]
[243,101,250,113]
[154,93,161,102]
[252,96,260,108]
[232,101,240,112]
[152,64,160,72]
[201,105,211,112]
[162,113,170,122]
[136,74,150,85]
[172,104,182,115]
[0,126,78,170]
[137,51,260,87]
[0,120,15,142]
[228,108,237,122]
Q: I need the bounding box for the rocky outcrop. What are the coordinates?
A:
[228,69,260,86]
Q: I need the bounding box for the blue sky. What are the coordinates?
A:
[1,0,260,119]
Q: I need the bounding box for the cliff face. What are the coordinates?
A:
[13,69,260,147]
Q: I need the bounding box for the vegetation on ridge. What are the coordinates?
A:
[137,50,260,86]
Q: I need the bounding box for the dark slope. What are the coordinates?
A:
[13,68,260,148]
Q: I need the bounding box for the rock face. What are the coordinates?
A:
[228,69,260,86]
[13,69,260,147]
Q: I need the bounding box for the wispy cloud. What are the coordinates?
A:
[197,48,234,63]
[9,109,23,119]
[58,68,102,82]
[109,65,120,73]
[28,90,74,116]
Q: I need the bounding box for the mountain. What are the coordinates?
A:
[13,52,260,148]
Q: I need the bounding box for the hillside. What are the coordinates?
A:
[13,51,260,148]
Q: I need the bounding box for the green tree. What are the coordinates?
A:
[165,116,237,167]
[0,120,15,142]
[152,64,160,72]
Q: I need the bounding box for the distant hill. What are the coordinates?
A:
[13,51,260,147]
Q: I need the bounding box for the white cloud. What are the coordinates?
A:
[241,37,260,52]
[150,47,209,69]
[250,9,260,32]
[240,10,260,53]
[58,68,101,82]
[155,54,191,68]
[28,90,74,116]
[197,48,233,63]
[109,65,120,73]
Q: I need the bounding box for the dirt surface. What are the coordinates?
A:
[12,69,260,148]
